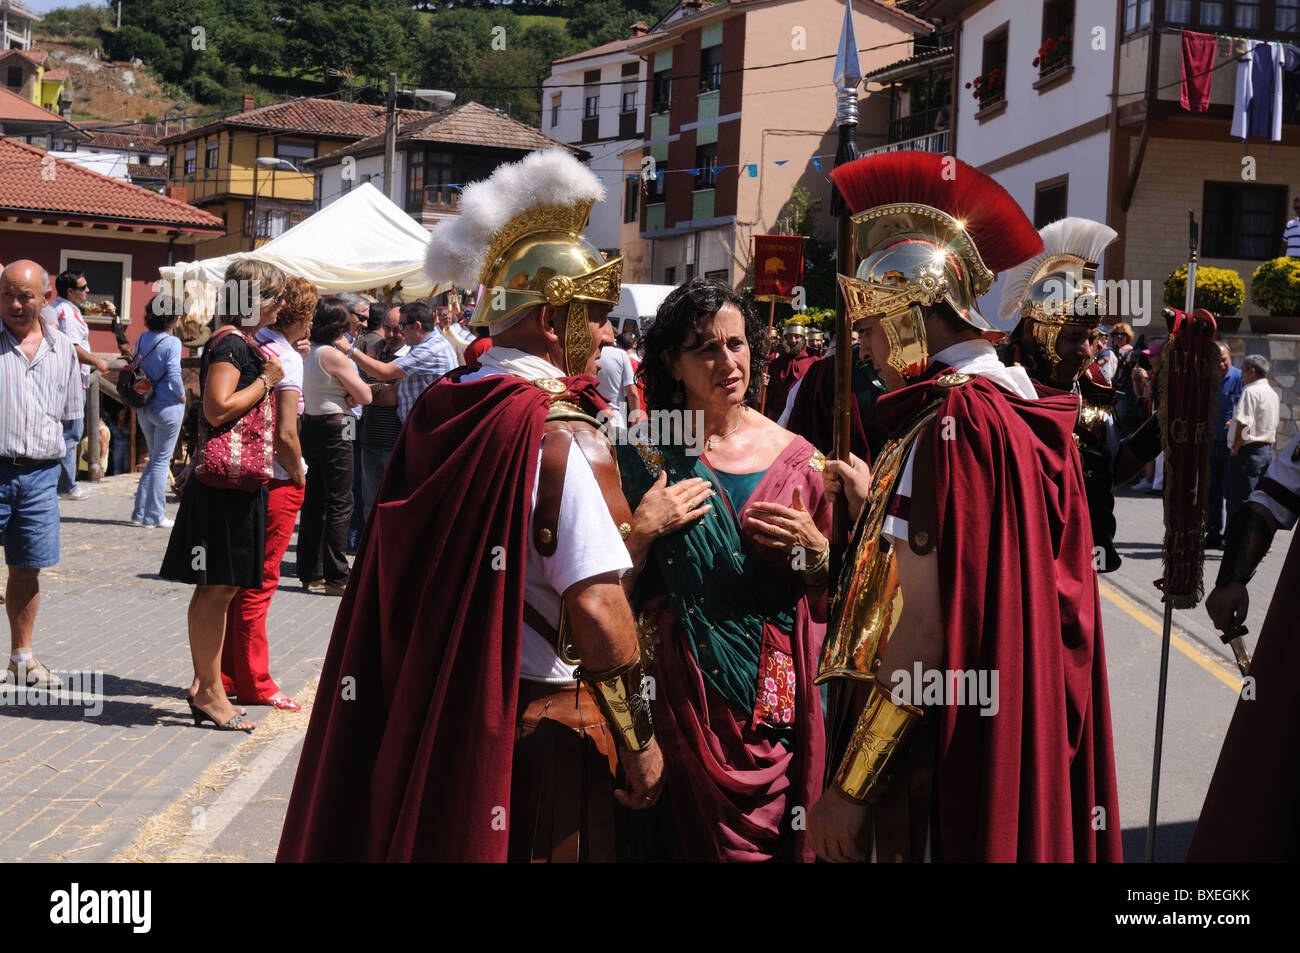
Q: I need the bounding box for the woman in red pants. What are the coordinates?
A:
[221,277,317,709]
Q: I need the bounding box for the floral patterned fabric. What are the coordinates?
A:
[754,644,796,729]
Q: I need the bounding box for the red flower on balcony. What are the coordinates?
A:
[1035,32,1072,74]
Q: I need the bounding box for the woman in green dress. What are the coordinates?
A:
[618,278,831,861]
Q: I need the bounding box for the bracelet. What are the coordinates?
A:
[799,541,830,577]
[256,374,271,396]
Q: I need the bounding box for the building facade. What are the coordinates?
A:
[620,0,929,293]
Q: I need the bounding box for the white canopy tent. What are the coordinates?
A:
[159,182,442,300]
[608,283,675,331]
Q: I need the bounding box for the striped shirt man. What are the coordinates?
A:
[51,296,91,389]
[1284,216,1300,257]
[0,316,84,460]
[395,327,456,423]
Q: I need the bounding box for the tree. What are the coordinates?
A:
[777,186,837,315]
[473,47,546,126]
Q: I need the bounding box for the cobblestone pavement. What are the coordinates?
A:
[0,474,341,862]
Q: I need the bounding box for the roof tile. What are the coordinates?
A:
[0,137,224,232]
[158,98,433,145]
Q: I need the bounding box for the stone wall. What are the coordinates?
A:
[1218,333,1299,447]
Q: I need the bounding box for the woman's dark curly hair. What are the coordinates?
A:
[309,296,352,344]
[639,277,767,410]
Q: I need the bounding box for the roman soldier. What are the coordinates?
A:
[1190,432,1300,861]
[998,218,1163,572]
[278,149,663,862]
[806,152,1122,862]
[765,321,816,420]
[807,328,826,358]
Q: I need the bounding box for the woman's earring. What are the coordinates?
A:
[672,380,685,406]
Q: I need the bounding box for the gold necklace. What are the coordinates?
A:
[706,408,746,451]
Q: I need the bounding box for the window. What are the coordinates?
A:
[184,143,196,175]
[664,266,676,284]
[1040,0,1074,76]
[61,252,131,326]
[1034,176,1068,227]
[652,69,671,113]
[624,175,639,223]
[1281,0,1300,31]
[6,67,21,90]
[584,92,599,118]
[1123,0,1153,32]
[1166,0,1192,21]
[1203,181,1285,259]
[700,45,722,92]
[276,140,315,167]
[205,140,218,170]
[551,94,561,127]
[1236,0,1262,28]
[406,150,425,212]
[1201,1,1226,25]
[622,90,636,113]
[978,26,1008,109]
[694,144,718,190]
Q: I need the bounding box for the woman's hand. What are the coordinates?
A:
[745,485,826,558]
[260,353,285,388]
[822,454,871,523]
[631,471,713,541]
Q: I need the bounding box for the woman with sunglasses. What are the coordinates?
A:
[159,260,286,732]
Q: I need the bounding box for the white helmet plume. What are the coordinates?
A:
[998,217,1118,322]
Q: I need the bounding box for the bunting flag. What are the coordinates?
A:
[686,167,699,175]
[811,156,822,171]
[747,164,758,177]
[774,159,789,166]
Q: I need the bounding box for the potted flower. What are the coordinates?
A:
[1163,265,1246,332]
[965,67,1006,109]
[1033,33,1073,76]
[1249,257,1300,333]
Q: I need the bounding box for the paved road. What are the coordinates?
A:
[0,474,1290,862]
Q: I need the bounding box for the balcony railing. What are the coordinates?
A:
[424,185,460,209]
[913,27,955,56]
[887,107,946,144]
[862,129,950,158]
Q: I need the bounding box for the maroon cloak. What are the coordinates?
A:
[784,353,871,463]
[277,372,607,862]
[876,370,1123,862]
[764,352,816,421]
[1188,530,1300,861]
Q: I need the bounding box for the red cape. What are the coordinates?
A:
[764,352,816,420]
[784,352,871,463]
[877,370,1123,862]
[1188,531,1300,861]
[277,372,606,862]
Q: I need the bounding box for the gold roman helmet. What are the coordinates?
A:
[830,152,1043,383]
[998,217,1118,382]
[783,321,807,337]
[424,148,623,376]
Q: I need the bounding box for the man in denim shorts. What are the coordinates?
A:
[0,260,84,690]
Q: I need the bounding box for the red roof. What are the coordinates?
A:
[0,48,47,68]
[0,86,65,123]
[74,125,161,152]
[310,102,574,165]
[158,98,432,145]
[128,163,166,180]
[0,137,224,233]
[41,69,68,82]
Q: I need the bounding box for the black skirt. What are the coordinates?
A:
[159,477,268,588]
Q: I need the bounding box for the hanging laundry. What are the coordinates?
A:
[1232,40,1285,142]
[1181,30,1216,112]
[1282,44,1300,126]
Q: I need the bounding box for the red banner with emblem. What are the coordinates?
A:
[751,235,805,301]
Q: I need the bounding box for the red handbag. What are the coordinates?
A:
[193,326,276,492]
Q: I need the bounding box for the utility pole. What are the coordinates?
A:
[117,2,122,29]
[384,73,398,202]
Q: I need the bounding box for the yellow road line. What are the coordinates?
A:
[1098,580,1242,693]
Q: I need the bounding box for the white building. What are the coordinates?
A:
[542,18,684,256]
[1,0,39,51]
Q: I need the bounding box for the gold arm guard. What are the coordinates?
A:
[578,656,655,752]
[833,677,923,803]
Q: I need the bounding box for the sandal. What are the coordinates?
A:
[264,695,302,711]
[186,696,255,732]
[185,689,245,716]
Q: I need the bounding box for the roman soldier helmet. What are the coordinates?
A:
[424,148,622,375]
[830,152,1042,382]
[998,217,1118,385]
[783,321,807,337]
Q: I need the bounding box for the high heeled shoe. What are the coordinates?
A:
[184,689,245,716]
[187,695,255,732]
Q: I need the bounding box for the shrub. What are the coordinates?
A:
[1249,257,1300,315]
[1163,265,1245,315]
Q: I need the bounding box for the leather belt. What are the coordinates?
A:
[0,455,56,468]
[1240,441,1272,450]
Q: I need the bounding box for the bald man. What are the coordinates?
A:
[0,261,84,689]
[1207,342,1244,548]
